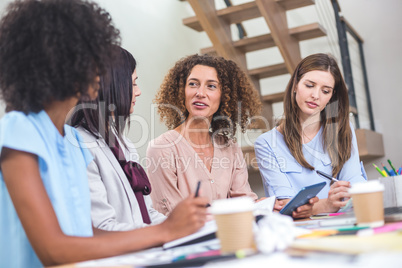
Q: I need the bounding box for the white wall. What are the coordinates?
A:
[337,0,402,180]
[0,0,401,193]
[91,0,210,161]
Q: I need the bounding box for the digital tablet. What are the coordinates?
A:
[279,182,326,216]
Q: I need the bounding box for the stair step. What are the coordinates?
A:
[289,22,326,40]
[183,0,316,32]
[262,92,286,103]
[276,0,316,10]
[201,22,326,55]
[248,63,288,79]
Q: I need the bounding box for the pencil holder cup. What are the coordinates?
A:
[379,175,402,208]
[349,180,385,228]
[210,197,255,254]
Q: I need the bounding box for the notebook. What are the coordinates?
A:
[162,220,217,250]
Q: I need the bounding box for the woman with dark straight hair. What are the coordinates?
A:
[70,46,166,230]
[255,53,366,218]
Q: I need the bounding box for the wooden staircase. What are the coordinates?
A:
[182,0,325,129]
[181,0,384,169]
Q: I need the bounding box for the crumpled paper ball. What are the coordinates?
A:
[254,212,296,254]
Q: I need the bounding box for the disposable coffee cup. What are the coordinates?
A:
[349,180,385,228]
[209,197,255,254]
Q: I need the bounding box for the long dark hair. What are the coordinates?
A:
[70,46,136,148]
[280,53,352,177]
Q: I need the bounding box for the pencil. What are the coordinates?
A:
[373,163,386,177]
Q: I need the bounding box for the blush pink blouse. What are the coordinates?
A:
[146,130,258,215]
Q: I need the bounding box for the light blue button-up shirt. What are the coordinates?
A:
[255,124,367,199]
[0,111,93,268]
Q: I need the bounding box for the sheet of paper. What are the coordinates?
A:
[254,196,276,215]
[163,220,217,250]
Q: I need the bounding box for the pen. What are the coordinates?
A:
[387,159,398,175]
[316,170,339,183]
[373,163,386,177]
[194,180,201,197]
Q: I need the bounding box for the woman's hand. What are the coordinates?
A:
[160,195,209,242]
[326,181,351,211]
[292,196,319,219]
[273,199,284,212]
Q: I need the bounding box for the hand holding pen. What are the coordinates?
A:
[315,170,339,183]
[316,169,351,210]
[194,181,211,207]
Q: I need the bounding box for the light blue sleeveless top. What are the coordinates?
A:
[0,111,93,268]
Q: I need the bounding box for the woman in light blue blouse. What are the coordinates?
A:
[255,53,366,218]
[0,1,207,267]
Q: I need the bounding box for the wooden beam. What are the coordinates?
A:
[256,0,302,73]
[183,2,260,32]
[289,22,326,40]
[201,22,326,54]
[248,63,288,79]
[183,0,316,32]
[276,0,315,10]
[186,0,247,69]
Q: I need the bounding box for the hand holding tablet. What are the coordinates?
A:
[279,182,326,217]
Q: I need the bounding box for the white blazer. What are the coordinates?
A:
[77,127,166,231]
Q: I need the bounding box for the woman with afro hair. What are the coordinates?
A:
[147,54,263,215]
[0,1,207,267]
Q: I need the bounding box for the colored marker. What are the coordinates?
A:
[381,163,391,176]
[357,222,402,236]
[398,167,402,175]
[389,169,397,176]
[328,212,345,216]
[388,159,398,175]
[381,170,388,177]
[373,163,385,177]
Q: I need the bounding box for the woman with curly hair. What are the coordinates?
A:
[147,54,262,215]
[255,53,366,219]
[0,1,207,267]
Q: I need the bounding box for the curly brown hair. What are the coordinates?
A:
[155,54,261,144]
[0,0,120,113]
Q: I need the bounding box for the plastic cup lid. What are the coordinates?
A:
[209,196,254,215]
[349,180,384,194]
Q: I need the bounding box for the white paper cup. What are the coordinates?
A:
[349,180,385,228]
[210,197,255,254]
